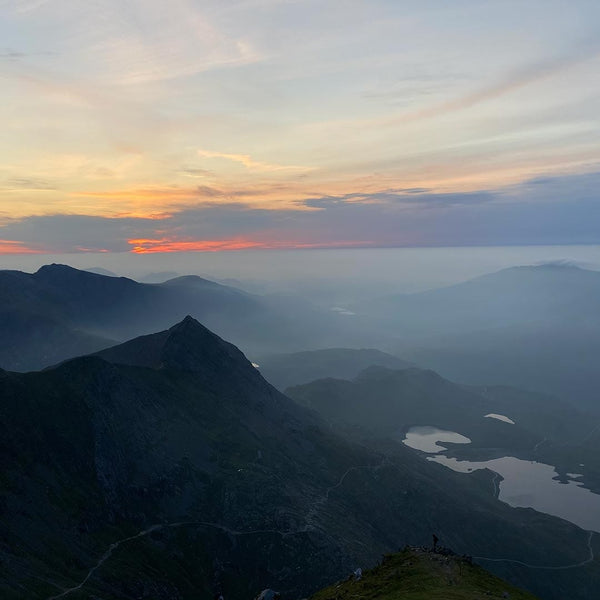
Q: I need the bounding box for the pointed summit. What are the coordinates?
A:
[94,316,258,380]
[160,315,251,374]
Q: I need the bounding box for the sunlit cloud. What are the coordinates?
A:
[0,239,44,254]
[197,149,313,173]
[128,237,376,254]
[2,1,600,250]
[2,170,600,254]
[128,237,266,253]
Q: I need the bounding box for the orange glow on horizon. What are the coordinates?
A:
[0,240,44,254]
[128,237,375,254]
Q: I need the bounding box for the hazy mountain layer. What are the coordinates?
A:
[255,348,412,391]
[286,366,600,486]
[352,264,600,411]
[0,264,361,371]
[1,318,597,599]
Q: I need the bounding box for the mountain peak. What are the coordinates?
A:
[161,315,247,372]
[95,316,257,380]
[173,314,201,328]
[35,263,78,275]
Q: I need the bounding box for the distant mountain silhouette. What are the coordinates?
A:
[354,264,600,411]
[0,264,358,371]
[84,267,119,277]
[287,365,592,463]
[256,347,413,390]
[1,318,595,600]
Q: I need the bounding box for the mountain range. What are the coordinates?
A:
[255,348,412,391]
[351,264,600,412]
[1,317,598,600]
[0,264,364,372]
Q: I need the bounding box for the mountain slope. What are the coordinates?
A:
[286,366,595,474]
[1,318,598,600]
[311,547,540,600]
[353,264,600,410]
[358,264,600,335]
[255,348,412,391]
[0,264,356,371]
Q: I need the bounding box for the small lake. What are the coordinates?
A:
[403,426,471,453]
[403,426,600,532]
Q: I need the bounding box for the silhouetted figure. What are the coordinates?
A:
[432,534,439,551]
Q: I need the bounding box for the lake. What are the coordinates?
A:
[403,426,600,532]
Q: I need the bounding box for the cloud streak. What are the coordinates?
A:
[197,149,313,173]
[0,239,45,254]
[127,237,373,253]
[2,1,600,240]
[2,171,600,254]
[389,38,600,124]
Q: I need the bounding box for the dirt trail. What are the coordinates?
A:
[46,457,594,598]
[46,459,387,599]
[475,530,595,570]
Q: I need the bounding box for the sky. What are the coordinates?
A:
[1,0,600,254]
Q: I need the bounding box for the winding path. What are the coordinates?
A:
[46,457,596,598]
[46,459,387,599]
[46,520,298,599]
[475,530,595,570]
[47,525,163,599]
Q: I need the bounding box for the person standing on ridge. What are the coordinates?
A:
[432,534,439,551]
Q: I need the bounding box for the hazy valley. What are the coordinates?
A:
[1,257,600,599]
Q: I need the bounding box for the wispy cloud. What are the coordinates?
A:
[2,170,599,254]
[128,237,375,254]
[2,177,56,191]
[197,149,313,173]
[2,1,265,81]
[0,239,44,254]
[2,0,600,242]
[386,38,600,125]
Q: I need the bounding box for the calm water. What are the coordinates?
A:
[403,426,600,532]
[484,413,515,424]
[402,426,471,453]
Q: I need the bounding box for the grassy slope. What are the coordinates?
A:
[311,548,539,600]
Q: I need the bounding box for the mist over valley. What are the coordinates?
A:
[1,246,600,599]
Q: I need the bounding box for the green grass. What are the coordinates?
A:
[311,548,539,600]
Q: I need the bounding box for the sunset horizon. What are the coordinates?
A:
[2,1,599,254]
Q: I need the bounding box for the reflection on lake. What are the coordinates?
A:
[403,425,600,532]
[429,455,600,532]
[402,426,471,453]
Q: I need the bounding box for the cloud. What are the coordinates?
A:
[3,1,264,84]
[2,177,56,191]
[385,38,600,125]
[197,149,313,173]
[128,237,374,253]
[0,239,44,254]
[2,170,600,254]
[178,167,214,179]
[301,189,494,210]
[0,50,26,60]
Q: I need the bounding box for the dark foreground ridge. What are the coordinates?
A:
[1,317,599,600]
[311,546,540,600]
